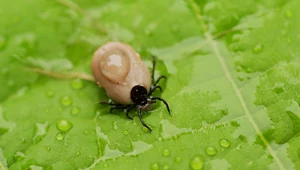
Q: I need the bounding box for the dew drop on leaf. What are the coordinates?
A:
[83,130,89,135]
[175,156,182,163]
[219,139,230,148]
[162,149,170,157]
[60,96,72,107]
[123,130,129,135]
[238,76,244,81]
[14,151,26,161]
[46,146,51,152]
[45,90,55,98]
[190,156,204,170]
[71,106,80,116]
[205,146,217,156]
[252,44,264,54]
[163,164,169,170]
[71,79,84,90]
[21,138,26,144]
[273,83,285,94]
[56,133,64,140]
[151,163,159,170]
[74,151,81,157]
[103,164,109,168]
[56,120,73,133]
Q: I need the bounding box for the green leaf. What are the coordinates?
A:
[1,0,300,169]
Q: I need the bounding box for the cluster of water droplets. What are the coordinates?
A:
[148,138,231,170]
[43,78,87,145]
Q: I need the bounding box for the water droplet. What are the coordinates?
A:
[71,106,80,116]
[103,163,109,168]
[230,121,240,127]
[238,76,244,81]
[56,133,64,140]
[21,138,26,144]
[46,90,55,98]
[205,146,217,156]
[235,65,242,72]
[175,156,182,163]
[219,139,230,148]
[190,156,204,170]
[56,120,73,133]
[14,151,26,161]
[46,146,51,152]
[162,149,170,157]
[232,34,242,42]
[252,44,264,54]
[44,108,49,113]
[83,130,89,135]
[123,130,129,135]
[285,10,292,18]
[96,81,101,86]
[151,163,159,170]
[238,135,247,142]
[60,96,72,107]
[74,151,81,157]
[71,79,84,90]
[163,164,169,170]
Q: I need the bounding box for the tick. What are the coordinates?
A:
[91,42,171,132]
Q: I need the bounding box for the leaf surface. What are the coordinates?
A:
[0,0,299,169]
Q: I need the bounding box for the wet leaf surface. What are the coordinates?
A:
[0,0,300,169]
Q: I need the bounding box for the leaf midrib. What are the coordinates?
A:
[186,0,286,169]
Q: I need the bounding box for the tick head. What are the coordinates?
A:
[130,85,148,105]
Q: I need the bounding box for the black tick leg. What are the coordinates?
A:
[151,97,171,115]
[138,106,152,132]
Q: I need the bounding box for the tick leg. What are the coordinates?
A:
[110,105,131,113]
[138,107,152,132]
[151,56,156,84]
[148,85,162,96]
[153,76,166,86]
[151,97,171,115]
[125,105,136,120]
[151,56,166,86]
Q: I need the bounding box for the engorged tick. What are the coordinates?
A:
[91,42,171,132]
